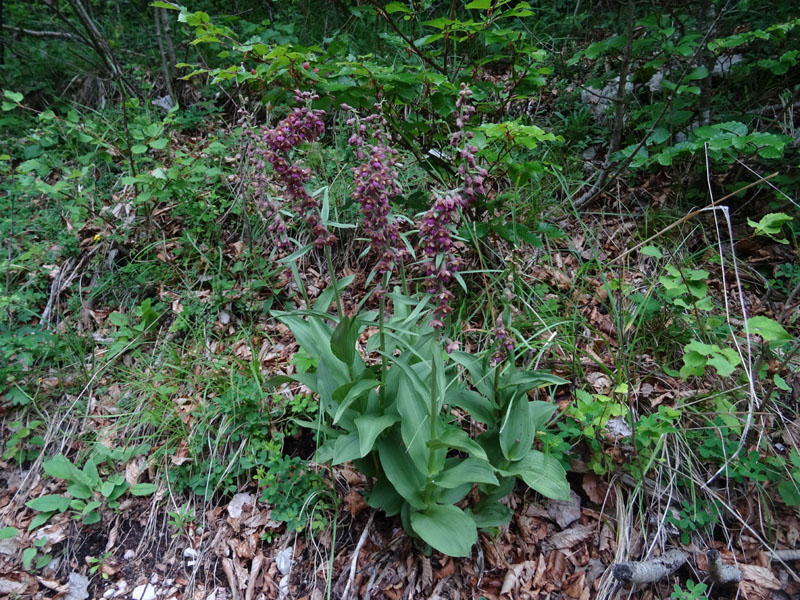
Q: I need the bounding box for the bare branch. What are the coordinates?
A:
[2,23,85,43]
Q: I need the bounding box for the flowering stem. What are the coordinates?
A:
[324,246,344,318]
[378,271,390,405]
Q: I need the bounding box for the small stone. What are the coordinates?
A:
[132,584,157,600]
[103,588,116,598]
[124,549,136,560]
[66,573,90,600]
[275,547,293,575]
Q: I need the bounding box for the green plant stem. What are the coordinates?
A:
[324,246,344,318]
[378,272,390,406]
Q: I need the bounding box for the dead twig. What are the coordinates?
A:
[706,549,742,585]
[612,549,688,584]
[342,511,375,599]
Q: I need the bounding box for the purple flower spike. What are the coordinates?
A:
[247,91,335,250]
[344,103,407,282]
[418,84,486,326]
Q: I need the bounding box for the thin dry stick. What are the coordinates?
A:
[342,511,375,599]
[706,549,743,585]
[609,172,778,265]
[698,145,758,485]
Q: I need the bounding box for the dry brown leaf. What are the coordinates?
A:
[343,489,368,517]
[543,524,595,551]
[581,473,610,505]
[740,564,780,589]
[125,457,145,486]
[545,491,582,529]
[564,572,585,598]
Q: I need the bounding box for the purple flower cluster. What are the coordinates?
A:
[250,91,335,249]
[419,84,488,327]
[492,315,515,364]
[343,103,406,280]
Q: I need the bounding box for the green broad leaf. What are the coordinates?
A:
[435,458,498,489]
[444,389,495,424]
[149,138,169,150]
[775,373,792,391]
[640,245,662,258]
[67,482,93,500]
[465,0,491,8]
[503,450,570,500]
[278,243,313,265]
[747,316,792,343]
[377,435,426,509]
[151,1,182,9]
[26,494,71,513]
[330,315,359,368]
[100,481,115,498]
[469,501,513,528]
[449,350,495,400]
[366,477,404,517]
[748,212,793,243]
[428,426,487,460]
[410,504,477,557]
[43,454,89,485]
[333,433,362,465]
[83,460,101,487]
[385,1,413,13]
[36,553,53,569]
[130,483,158,496]
[686,66,709,80]
[332,375,378,424]
[83,511,101,525]
[108,312,128,327]
[107,482,129,503]
[28,511,55,530]
[706,355,736,377]
[355,414,398,459]
[499,398,538,461]
[0,527,19,539]
[4,90,23,103]
[131,144,148,154]
[392,357,434,473]
[500,370,568,390]
[778,480,800,507]
[22,547,36,570]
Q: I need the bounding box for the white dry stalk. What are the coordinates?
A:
[595,480,634,600]
[701,143,759,485]
[341,512,375,599]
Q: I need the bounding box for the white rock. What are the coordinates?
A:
[124,549,136,560]
[227,493,254,519]
[66,573,90,600]
[275,547,293,575]
[103,588,116,598]
[132,583,157,600]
